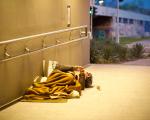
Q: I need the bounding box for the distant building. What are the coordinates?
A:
[93,4,150,40]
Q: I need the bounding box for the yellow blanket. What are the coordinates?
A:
[23,70,81,100]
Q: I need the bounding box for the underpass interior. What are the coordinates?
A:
[0,64,150,120]
[0,1,150,120]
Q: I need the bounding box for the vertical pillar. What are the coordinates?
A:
[116,0,120,43]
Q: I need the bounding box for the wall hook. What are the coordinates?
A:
[56,40,61,44]
[42,39,46,48]
[80,30,86,37]
[4,46,11,58]
[25,47,30,52]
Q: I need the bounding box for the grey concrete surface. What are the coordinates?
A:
[0,64,150,120]
[127,40,150,47]
[127,40,150,53]
[125,40,150,66]
[122,58,150,66]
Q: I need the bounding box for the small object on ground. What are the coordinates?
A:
[70,90,80,98]
[96,85,101,91]
[47,61,58,77]
[40,77,47,82]
[79,69,85,90]
[85,72,93,88]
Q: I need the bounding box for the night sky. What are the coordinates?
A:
[120,0,150,9]
[95,0,150,9]
[95,0,150,15]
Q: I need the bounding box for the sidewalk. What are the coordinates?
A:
[0,64,150,120]
[122,58,150,66]
[127,40,150,53]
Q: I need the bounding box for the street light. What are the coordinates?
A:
[116,0,124,44]
[90,0,104,40]
[116,0,120,44]
[99,0,104,6]
[89,0,94,40]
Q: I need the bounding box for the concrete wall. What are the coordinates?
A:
[0,0,90,107]
[93,16,146,39]
[94,5,150,38]
[93,16,113,39]
[115,22,145,37]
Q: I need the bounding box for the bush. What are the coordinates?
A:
[90,40,128,63]
[113,43,128,61]
[103,47,112,60]
[90,47,99,63]
[90,40,101,63]
[130,43,144,58]
[90,40,145,64]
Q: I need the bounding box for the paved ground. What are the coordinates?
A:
[0,64,150,120]
[127,40,150,53]
[125,40,150,66]
[122,58,150,66]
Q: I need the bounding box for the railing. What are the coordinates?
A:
[0,25,88,62]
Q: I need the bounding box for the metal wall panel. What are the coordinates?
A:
[0,0,90,107]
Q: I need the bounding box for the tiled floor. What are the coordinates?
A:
[0,64,150,120]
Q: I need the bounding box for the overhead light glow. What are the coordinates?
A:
[99,0,104,5]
